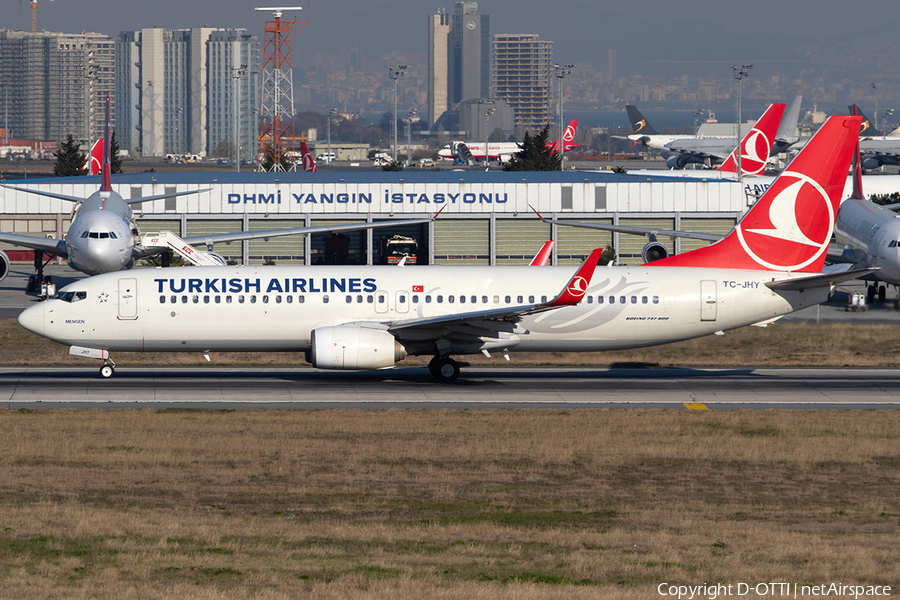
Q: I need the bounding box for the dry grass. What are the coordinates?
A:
[0,409,897,598]
[3,319,900,368]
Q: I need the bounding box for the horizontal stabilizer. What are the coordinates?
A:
[765,267,878,291]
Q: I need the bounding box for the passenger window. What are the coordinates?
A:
[470,295,476,303]
[517,295,523,303]
[226,296,232,304]
[587,296,593,304]
[412,295,419,303]
[170,295,177,303]
[323,295,329,304]
[642,296,648,304]
[598,296,604,304]
[159,295,165,304]
[459,295,465,304]
[505,295,511,304]
[238,295,245,304]
[204,295,210,304]
[275,296,282,304]
[448,295,454,303]
[425,295,431,303]
[437,295,443,303]
[620,296,626,304]
[541,295,547,303]
[181,295,188,303]
[367,295,374,303]
[653,296,660,304]
[286,296,293,304]
[631,296,637,304]
[250,295,257,304]
[609,296,615,304]
[357,295,363,303]
[262,295,269,304]
[298,295,305,303]
[482,296,488,303]
[493,295,499,303]
[400,295,407,303]
[215,296,221,304]
[193,295,199,304]
[346,295,353,304]
[528,295,534,303]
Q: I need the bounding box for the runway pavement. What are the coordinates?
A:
[2,366,900,410]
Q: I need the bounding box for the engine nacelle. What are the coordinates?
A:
[666,155,688,169]
[863,157,885,170]
[0,250,9,281]
[641,241,669,263]
[309,325,406,370]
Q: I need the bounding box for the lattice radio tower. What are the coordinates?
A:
[255,5,309,171]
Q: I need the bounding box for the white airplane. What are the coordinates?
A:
[0,100,431,289]
[18,115,870,381]
[437,120,578,163]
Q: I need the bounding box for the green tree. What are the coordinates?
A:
[502,125,562,171]
[599,244,617,265]
[109,130,123,174]
[53,134,87,177]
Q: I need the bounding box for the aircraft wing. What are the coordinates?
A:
[663,141,731,162]
[529,208,723,242]
[388,248,603,337]
[126,188,214,205]
[0,232,68,258]
[1,184,87,204]
[179,217,437,249]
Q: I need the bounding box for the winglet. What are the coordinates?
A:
[529,241,555,266]
[544,248,603,307]
[101,96,112,192]
[529,204,546,221]
[433,204,448,220]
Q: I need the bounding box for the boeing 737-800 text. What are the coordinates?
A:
[18,116,867,381]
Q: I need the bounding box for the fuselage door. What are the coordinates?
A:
[118,277,138,320]
[700,279,716,322]
[374,290,389,314]
[395,290,409,314]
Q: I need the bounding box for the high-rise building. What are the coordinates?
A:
[116,28,257,159]
[428,2,489,128]
[492,34,552,131]
[427,8,452,127]
[0,29,115,144]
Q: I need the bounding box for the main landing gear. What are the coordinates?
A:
[428,356,460,383]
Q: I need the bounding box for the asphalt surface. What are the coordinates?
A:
[1,366,900,409]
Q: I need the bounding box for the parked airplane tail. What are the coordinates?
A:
[83,139,104,176]
[625,105,659,135]
[848,105,881,136]
[652,115,862,272]
[548,119,579,153]
[717,103,786,176]
[299,142,318,172]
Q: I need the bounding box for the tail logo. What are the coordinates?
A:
[564,123,576,142]
[303,153,315,172]
[634,119,647,132]
[735,172,834,271]
[738,128,771,175]
[567,276,588,297]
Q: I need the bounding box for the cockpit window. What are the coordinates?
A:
[50,291,87,303]
[87,232,116,239]
[81,231,89,238]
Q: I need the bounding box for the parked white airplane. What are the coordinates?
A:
[18,116,868,381]
[0,99,431,289]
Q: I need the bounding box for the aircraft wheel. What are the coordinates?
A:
[428,356,440,378]
[432,357,459,383]
[100,364,115,379]
[879,285,886,302]
[867,285,876,303]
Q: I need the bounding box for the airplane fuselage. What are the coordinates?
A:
[63,190,136,276]
[19,264,826,359]
[834,199,900,285]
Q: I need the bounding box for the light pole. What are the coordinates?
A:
[174,106,183,156]
[326,107,337,165]
[388,65,407,162]
[871,82,880,132]
[732,64,753,184]
[405,108,416,167]
[482,106,494,167]
[554,63,575,171]
[230,63,247,172]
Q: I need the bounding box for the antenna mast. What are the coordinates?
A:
[255,5,309,171]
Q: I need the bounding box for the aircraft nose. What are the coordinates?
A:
[17,304,44,337]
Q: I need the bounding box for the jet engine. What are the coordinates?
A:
[862,157,886,170]
[309,325,407,370]
[641,241,669,263]
[0,250,8,281]
[666,155,688,169]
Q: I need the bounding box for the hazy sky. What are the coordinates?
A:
[10,0,900,82]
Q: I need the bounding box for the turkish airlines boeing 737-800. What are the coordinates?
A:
[18,116,868,381]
